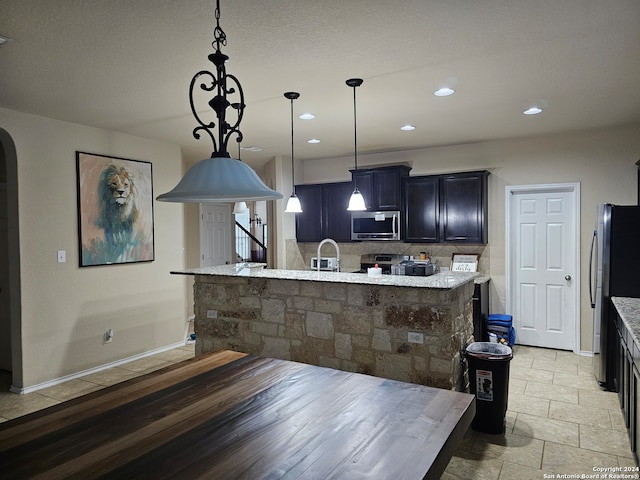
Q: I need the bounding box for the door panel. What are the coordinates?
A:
[508,185,578,351]
[200,204,232,268]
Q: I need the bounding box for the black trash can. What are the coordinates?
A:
[465,342,513,434]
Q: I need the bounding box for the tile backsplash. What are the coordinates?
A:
[289,240,488,274]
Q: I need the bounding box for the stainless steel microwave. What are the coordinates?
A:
[351,211,401,241]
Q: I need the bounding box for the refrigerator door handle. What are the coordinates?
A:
[589,228,597,308]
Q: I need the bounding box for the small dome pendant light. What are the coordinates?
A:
[284,92,302,213]
[346,78,366,211]
[156,0,282,203]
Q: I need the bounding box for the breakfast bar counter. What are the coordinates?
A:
[174,262,479,289]
[173,265,477,391]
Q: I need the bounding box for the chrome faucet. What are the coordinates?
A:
[317,238,340,272]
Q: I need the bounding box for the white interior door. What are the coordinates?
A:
[506,184,580,351]
[200,204,232,268]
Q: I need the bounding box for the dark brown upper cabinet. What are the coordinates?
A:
[440,171,489,244]
[403,175,439,243]
[294,184,323,243]
[403,170,489,244]
[352,165,411,211]
[295,182,352,243]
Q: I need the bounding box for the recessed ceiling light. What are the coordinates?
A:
[400,125,416,131]
[434,87,455,97]
[240,146,264,152]
[307,138,321,144]
[523,107,543,115]
[299,113,316,120]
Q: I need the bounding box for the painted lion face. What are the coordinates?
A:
[107,169,133,205]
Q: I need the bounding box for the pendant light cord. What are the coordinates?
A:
[352,85,358,189]
[290,96,295,194]
[213,0,226,50]
[346,78,364,190]
[284,92,300,195]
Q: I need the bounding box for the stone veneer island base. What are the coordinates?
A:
[173,264,478,391]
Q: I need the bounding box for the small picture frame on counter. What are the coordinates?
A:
[451,254,479,272]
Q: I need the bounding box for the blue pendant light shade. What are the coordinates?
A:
[156,0,282,203]
[157,157,281,202]
[346,78,367,211]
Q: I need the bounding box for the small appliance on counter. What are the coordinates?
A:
[311,257,339,271]
[396,260,436,276]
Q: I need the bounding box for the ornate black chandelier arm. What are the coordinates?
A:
[189,0,245,159]
[190,71,217,153]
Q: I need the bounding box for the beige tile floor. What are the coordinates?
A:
[0,343,196,422]
[0,344,636,478]
[444,345,638,479]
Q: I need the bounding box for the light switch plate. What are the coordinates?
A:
[57,250,66,263]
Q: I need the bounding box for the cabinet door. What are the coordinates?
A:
[440,171,488,244]
[633,365,639,460]
[353,167,409,211]
[295,184,323,242]
[626,347,632,429]
[403,176,439,242]
[375,169,404,210]
[323,182,353,242]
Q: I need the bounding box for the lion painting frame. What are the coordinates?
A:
[76,152,155,267]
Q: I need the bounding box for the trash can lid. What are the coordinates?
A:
[466,341,513,360]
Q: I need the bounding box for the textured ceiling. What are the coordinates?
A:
[1,0,639,170]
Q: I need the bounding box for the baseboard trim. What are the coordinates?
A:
[10,342,186,395]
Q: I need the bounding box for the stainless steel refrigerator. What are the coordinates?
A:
[590,204,640,390]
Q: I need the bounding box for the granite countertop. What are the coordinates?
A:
[172,263,479,290]
[612,297,640,346]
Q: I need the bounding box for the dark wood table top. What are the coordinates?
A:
[0,350,475,479]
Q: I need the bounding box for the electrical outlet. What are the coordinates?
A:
[206,310,218,319]
[105,329,114,343]
[407,332,424,344]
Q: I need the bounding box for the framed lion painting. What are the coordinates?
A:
[76,152,155,267]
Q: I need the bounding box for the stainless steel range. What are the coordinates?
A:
[357,253,404,274]
[356,253,436,276]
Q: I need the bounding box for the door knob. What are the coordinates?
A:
[565,275,572,281]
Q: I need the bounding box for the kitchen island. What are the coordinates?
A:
[173,264,478,391]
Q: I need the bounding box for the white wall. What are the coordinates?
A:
[0,107,188,388]
[298,123,640,352]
